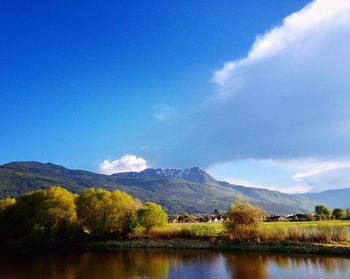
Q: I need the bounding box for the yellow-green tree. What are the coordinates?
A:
[19,186,77,238]
[1,187,78,239]
[76,188,139,236]
[0,198,16,212]
[224,198,265,240]
[137,202,168,232]
[0,198,17,240]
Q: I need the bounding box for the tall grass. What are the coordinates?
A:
[141,222,348,243]
[132,224,218,240]
[223,224,348,243]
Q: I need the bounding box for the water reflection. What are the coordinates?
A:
[0,249,349,279]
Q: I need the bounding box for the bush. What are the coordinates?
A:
[224,198,265,240]
[137,202,168,232]
[304,213,315,221]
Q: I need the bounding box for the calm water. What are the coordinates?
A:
[0,250,350,279]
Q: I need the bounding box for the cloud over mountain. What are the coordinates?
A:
[99,154,148,175]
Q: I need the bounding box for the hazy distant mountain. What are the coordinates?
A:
[302,188,350,209]
[0,161,319,214]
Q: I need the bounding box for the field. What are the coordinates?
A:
[148,220,350,239]
[92,220,350,255]
[167,220,350,234]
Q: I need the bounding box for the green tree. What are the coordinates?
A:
[224,198,265,239]
[1,186,78,240]
[137,202,168,232]
[22,186,77,238]
[76,188,139,236]
[346,208,350,220]
[315,205,331,220]
[332,208,346,220]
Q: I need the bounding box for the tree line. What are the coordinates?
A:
[0,186,168,242]
[314,205,350,220]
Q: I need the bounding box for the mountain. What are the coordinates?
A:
[0,161,318,214]
[302,188,350,209]
[115,167,219,186]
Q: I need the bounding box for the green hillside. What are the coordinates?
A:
[0,161,318,214]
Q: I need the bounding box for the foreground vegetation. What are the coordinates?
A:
[0,186,168,243]
[160,220,350,238]
[0,187,349,256]
[148,202,350,244]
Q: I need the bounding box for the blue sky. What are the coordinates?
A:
[1,0,350,193]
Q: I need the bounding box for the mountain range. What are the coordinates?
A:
[0,161,347,214]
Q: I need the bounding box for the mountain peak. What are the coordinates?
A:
[115,166,219,186]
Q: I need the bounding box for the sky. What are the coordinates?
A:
[1,0,350,193]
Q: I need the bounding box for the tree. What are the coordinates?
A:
[177,212,195,223]
[315,205,331,220]
[346,208,350,220]
[0,198,17,240]
[0,198,16,211]
[213,209,220,216]
[224,198,265,238]
[76,188,139,236]
[137,202,168,232]
[332,208,346,220]
[2,186,78,239]
[199,215,211,222]
[23,186,77,238]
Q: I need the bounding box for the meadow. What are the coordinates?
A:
[148,220,350,243]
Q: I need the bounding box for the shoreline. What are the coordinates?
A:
[83,239,350,256]
[2,238,350,256]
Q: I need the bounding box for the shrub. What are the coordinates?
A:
[304,213,315,221]
[224,198,265,240]
[137,202,168,232]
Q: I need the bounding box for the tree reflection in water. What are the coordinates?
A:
[0,250,349,279]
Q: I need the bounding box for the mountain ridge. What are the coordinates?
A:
[0,161,324,214]
[113,166,219,186]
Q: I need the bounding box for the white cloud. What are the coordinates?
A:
[267,158,350,192]
[144,0,350,191]
[99,154,148,175]
[292,161,350,182]
[214,0,350,89]
[208,157,350,193]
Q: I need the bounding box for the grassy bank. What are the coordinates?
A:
[165,220,350,235]
[86,239,350,256]
[148,220,350,239]
[1,221,350,256]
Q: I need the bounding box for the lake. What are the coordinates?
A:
[0,249,349,279]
